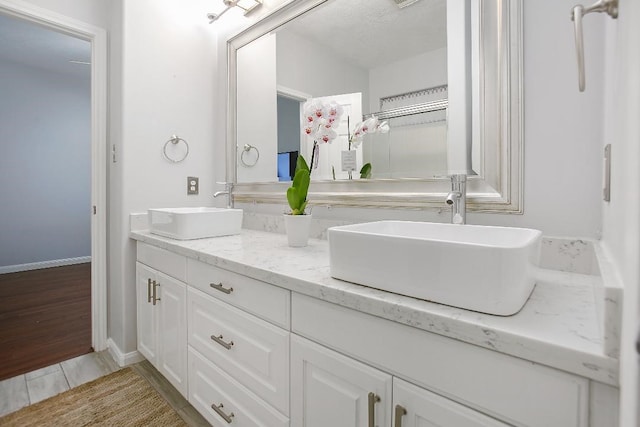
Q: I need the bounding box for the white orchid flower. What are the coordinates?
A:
[303,100,325,121]
[324,102,344,120]
[315,127,337,144]
[377,120,390,133]
[303,124,315,137]
[348,115,390,150]
[303,112,316,124]
[361,117,379,135]
[350,135,364,148]
[326,115,341,129]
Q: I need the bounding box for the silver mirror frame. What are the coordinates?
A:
[227,0,523,213]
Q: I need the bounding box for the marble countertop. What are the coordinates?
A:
[130,229,618,386]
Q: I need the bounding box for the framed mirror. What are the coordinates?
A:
[227,0,522,212]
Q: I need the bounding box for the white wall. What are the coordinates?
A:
[0,60,91,268]
[367,48,448,178]
[601,0,640,424]
[276,30,369,110]
[105,0,219,355]
[368,47,447,113]
[20,0,109,28]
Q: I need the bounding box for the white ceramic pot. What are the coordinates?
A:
[283,213,312,247]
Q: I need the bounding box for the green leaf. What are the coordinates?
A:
[296,154,310,173]
[287,169,310,214]
[287,186,300,212]
[296,169,310,201]
[360,162,372,179]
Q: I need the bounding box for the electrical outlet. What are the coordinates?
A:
[187,176,199,195]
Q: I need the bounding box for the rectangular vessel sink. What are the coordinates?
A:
[328,221,542,316]
[148,207,243,240]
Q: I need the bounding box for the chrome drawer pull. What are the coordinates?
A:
[147,278,152,303]
[211,334,234,350]
[368,392,380,427]
[152,281,161,305]
[210,282,233,294]
[211,402,235,423]
[394,404,407,427]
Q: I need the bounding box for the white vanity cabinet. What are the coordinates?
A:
[291,334,510,427]
[132,236,618,427]
[292,293,590,427]
[135,243,188,397]
[185,259,291,426]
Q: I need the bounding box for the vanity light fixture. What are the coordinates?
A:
[207,0,262,24]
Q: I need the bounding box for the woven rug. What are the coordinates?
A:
[0,368,188,426]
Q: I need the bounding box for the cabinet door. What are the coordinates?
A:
[393,378,509,427]
[136,262,157,365]
[291,335,392,427]
[157,271,188,397]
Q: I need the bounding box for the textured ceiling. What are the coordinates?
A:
[281,0,447,70]
[0,13,90,78]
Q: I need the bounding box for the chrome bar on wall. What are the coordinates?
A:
[364,99,448,121]
[366,84,448,121]
[571,0,618,92]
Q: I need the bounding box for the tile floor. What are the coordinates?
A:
[0,351,209,426]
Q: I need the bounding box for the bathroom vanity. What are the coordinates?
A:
[131,228,619,427]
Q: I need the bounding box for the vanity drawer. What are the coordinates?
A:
[188,347,289,427]
[292,293,589,427]
[187,287,290,415]
[137,242,186,281]
[187,258,290,329]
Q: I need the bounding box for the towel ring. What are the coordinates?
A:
[240,144,259,167]
[163,135,189,163]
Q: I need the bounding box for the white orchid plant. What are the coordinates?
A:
[301,98,390,179]
[347,115,390,179]
[302,99,344,172]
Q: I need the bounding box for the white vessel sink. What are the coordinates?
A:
[328,221,542,316]
[148,207,243,240]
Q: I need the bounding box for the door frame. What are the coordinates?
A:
[0,0,108,351]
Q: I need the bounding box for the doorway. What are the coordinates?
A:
[0,2,108,377]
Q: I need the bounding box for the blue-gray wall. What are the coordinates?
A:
[277,95,301,153]
[0,60,91,268]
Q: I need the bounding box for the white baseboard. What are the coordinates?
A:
[107,338,145,367]
[0,256,91,274]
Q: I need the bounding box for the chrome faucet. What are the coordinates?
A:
[445,174,466,224]
[213,182,234,208]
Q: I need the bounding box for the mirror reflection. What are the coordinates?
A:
[236,0,448,183]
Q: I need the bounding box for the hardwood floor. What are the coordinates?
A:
[0,263,92,381]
